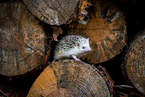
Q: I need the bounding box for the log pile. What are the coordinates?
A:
[0,0,144,97]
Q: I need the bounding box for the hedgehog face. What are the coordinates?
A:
[76,38,91,53]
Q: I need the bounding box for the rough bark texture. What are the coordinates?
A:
[68,0,127,64]
[124,31,145,95]
[23,0,79,25]
[27,60,112,97]
[0,2,47,76]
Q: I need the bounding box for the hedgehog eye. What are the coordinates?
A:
[82,47,85,49]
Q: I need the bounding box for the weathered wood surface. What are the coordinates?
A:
[23,0,79,25]
[0,2,47,76]
[124,31,145,94]
[27,60,112,97]
[68,0,127,63]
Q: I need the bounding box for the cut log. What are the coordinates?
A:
[27,60,113,97]
[0,2,48,76]
[123,30,145,95]
[23,0,79,25]
[68,0,127,63]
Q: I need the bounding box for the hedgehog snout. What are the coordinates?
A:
[85,47,91,52]
[88,47,92,51]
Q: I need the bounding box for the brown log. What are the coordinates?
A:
[23,0,79,25]
[68,0,127,64]
[0,2,48,76]
[27,60,113,97]
[123,30,145,94]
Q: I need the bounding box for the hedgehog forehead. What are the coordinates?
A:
[78,37,88,44]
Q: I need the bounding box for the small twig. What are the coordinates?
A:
[0,89,8,97]
[114,84,133,88]
[116,91,128,97]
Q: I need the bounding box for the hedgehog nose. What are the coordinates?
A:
[88,47,91,51]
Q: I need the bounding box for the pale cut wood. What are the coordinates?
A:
[23,0,79,25]
[27,60,112,97]
[0,2,47,76]
[68,0,127,63]
[124,30,145,94]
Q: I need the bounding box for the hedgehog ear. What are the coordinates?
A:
[87,38,89,41]
[75,42,80,47]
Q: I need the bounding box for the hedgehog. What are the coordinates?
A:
[54,35,92,61]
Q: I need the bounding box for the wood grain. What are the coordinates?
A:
[23,0,79,25]
[68,0,127,63]
[124,30,145,94]
[27,60,112,97]
[0,2,47,76]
